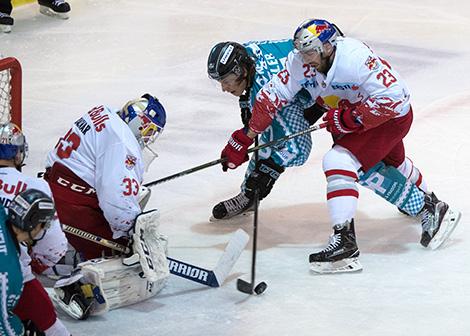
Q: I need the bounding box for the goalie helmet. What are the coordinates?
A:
[8,188,55,233]
[119,94,166,149]
[207,42,253,81]
[0,122,28,165]
[293,19,338,53]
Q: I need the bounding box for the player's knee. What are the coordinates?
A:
[323,146,360,173]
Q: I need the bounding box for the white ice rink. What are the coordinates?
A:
[2,0,470,335]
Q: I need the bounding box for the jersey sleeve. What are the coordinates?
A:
[0,273,24,336]
[249,51,308,133]
[352,47,410,130]
[95,142,143,239]
[0,217,25,336]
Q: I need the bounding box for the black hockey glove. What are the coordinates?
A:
[245,157,285,201]
[303,103,328,125]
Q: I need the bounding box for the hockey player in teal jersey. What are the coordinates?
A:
[0,204,23,336]
[0,189,57,336]
[207,39,325,220]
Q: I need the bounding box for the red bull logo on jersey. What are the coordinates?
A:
[125,155,137,170]
[0,179,27,195]
[365,56,379,71]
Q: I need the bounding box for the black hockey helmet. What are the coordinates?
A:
[8,188,55,233]
[207,41,254,81]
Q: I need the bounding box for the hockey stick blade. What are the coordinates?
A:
[167,229,249,287]
[63,225,249,288]
[236,278,253,294]
[237,279,268,295]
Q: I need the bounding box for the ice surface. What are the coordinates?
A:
[1,0,469,335]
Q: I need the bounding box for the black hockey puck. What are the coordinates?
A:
[254,281,267,295]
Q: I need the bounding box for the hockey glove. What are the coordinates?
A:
[221,128,254,171]
[323,107,362,136]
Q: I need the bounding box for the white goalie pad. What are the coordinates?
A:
[79,257,168,315]
[129,209,170,282]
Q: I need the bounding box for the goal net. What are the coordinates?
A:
[0,56,22,127]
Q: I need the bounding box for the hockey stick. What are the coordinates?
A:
[62,224,249,288]
[236,137,267,295]
[144,122,326,187]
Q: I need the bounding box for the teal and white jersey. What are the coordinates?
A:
[244,39,293,106]
[0,206,24,336]
[241,39,312,173]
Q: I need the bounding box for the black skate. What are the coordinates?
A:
[52,272,94,320]
[0,12,13,33]
[309,220,362,274]
[420,192,461,249]
[210,192,254,221]
[38,0,71,19]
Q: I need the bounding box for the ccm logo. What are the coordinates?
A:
[139,228,155,271]
[57,177,96,195]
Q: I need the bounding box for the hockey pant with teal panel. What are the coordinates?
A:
[241,99,312,195]
[358,161,425,216]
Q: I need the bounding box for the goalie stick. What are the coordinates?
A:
[62,224,249,288]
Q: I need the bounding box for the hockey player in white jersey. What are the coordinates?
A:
[45,94,169,319]
[0,123,71,335]
[219,18,461,273]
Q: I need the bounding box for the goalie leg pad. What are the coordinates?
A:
[132,209,170,282]
[79,257,168,315]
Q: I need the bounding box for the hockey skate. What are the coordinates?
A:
[0,12,13,33]
[420,192,461,249]
[309,220,363,274]
[210,192,254,221]
[38,0,71,19]
[52,272,94,320]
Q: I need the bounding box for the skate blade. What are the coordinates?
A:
[39,6,70,19]
[209,209,254,222]
[310,257,363,274]
[0,24,12,33]
[428,208,461,250]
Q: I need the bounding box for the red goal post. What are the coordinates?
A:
[0,56,22,128]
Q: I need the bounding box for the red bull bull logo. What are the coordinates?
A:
[307,23,330,37]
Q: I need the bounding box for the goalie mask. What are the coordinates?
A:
[8,188,55,242]
[0,122,28,167]
[293,19,338,54]
[120,94,166,169]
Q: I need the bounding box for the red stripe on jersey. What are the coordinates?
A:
[416,172,423,188]
[327,189,359,200]
[324,169,358,179]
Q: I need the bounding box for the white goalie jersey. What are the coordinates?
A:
[45,105,144,238]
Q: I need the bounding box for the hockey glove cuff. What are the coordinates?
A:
[221,128,254,171]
